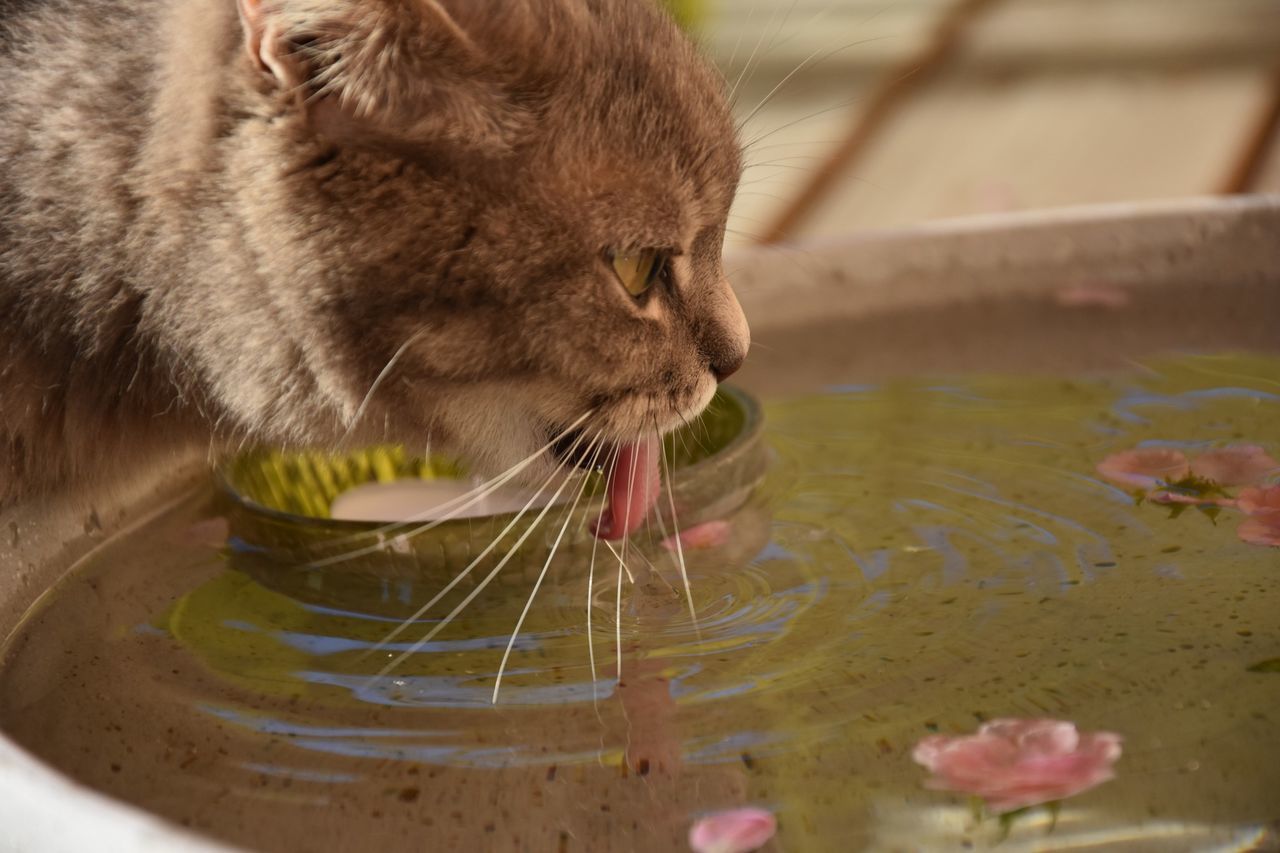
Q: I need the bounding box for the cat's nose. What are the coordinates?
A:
[711,352,745,382]
[703,277,750,382]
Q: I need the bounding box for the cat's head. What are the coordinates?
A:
[223,0,747,484]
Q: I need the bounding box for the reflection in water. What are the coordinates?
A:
[2,354,1279,851]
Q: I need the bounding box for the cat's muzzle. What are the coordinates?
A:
[551,428,611,473]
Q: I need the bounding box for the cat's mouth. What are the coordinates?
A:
[551,429,603,472]
[551,429,660,541]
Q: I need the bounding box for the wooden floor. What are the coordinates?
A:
[698,0,1280,245]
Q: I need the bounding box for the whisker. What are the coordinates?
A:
[763,0,843,55]
[602,538,631,682]
[370,432,593,680]
[361,426,594,661]
[491,431,607,703]
[740,88,885,154]
[744,138,846,156]
[736,38,860,132]
[611,425,646,685]
[733,0,903,139]
[660,419,700,640]
[306,409,594,567]
[587,441,622,702]
[719,2,752,92]
[603,537,635,586]
[738,0,903,126]
[726,0,787,107]
[741,160,824,174]
[618,425,643,581]
[675,409,710,459]
[697,401,715,447]
[615,542,624,681]
[339,328,426,447]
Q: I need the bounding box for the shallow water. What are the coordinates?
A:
[2,353,1279,852]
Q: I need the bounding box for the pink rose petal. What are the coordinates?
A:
[689,808,776,853]
[662,520,732,552]
[913,718,1122,815]
[1147,491,1236,508]
[1190,445,1279,487]
[1096,449,1190,490]
[1238,486,1280,516]
[1237,509,1280,548]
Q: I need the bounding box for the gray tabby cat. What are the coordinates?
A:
[0,0,749,533]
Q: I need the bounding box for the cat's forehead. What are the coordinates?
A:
[460,0,742,221]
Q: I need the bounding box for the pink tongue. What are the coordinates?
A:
[593,435,661,540]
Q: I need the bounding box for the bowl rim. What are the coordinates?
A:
[215,383,765,534]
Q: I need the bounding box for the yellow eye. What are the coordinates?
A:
[610,249,663,297]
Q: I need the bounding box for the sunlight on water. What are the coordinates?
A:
[2,354,1278,851]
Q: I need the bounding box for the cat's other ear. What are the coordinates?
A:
[234,0,526,151]
[237,0,306,90]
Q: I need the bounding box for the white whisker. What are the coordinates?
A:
[618,426,643,582]
[603,538,629,682]
[736,39,851,132]
[371,432,593,680]
[740,90,879,154]
[660,426,700,639]
[492,431,606,703]
[726,2,776,107]
[610,426,643,685]
[602,537,635,586]
[587,441,622,703]
[615,545,624,682]
[719,2,753,93]
[339,328,426,447]
[307,409,594,568]
[361,425,595,660]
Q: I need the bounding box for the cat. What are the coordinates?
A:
[0,0,749,529]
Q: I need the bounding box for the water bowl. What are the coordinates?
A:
[216,385,769,614]
[4,197,1279,853]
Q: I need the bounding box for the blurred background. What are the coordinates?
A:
[671,0,1280,247]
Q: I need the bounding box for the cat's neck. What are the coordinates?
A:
[0,0,239,502]
[0,288,209,505]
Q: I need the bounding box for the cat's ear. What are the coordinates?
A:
[234,0,525,151]
[237,0,305,89]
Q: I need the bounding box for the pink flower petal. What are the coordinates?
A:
[1190,445,1279,487]
[663,520,732,552]
[1147,491,1237,508]
[1238,486,1280,516]
[1238,509,1280,548]
[979,718,1077,752]
[689,808,776,853]
[913,719,1122,814]
[1096,449,1189,490]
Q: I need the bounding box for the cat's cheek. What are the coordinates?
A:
[678,376,719,429]
[418,387,561,482]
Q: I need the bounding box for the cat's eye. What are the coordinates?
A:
[610,249,664,297]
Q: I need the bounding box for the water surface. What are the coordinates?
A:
[2,353,1277,851]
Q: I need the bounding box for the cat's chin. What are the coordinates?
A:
[534,377,720,477]
[595,377,719,439]
[380,377,719,497]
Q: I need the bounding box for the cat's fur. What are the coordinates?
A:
[0,0,748,506]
